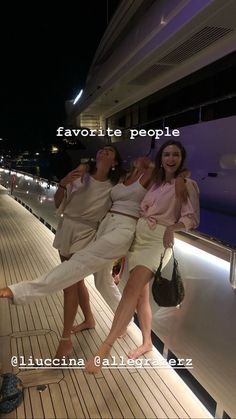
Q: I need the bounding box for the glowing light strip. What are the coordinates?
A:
[175,239,230,270]
[73,89,83,105]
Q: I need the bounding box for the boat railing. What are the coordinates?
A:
[176,230,236,288]
[0,167,235,288]
[0,167,59,231]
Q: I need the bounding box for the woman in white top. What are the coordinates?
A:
[51,145,123,357]
[85,140,200,373]
[55,156,152,358]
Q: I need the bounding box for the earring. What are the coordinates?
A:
[111,166,115,171]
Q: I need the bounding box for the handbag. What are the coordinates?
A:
[152,248,185,307]
[0,373,23,414]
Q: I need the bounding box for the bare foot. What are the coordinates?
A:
[0,287,13,298]
[85,342,112,374]
[71,320,96,334]
[54,337,73,360]
[128,343,153,360]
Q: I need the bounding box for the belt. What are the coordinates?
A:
[109,210,138,221]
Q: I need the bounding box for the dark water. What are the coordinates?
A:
[10,152,73,181]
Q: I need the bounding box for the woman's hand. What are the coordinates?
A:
[175,177,188,203]
[163,226,174,249]
[139,161,155,188]
[60,165,88,187]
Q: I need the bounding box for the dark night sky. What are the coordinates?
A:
[0,1,119,151]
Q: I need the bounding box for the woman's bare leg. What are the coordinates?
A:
[128,283,153,359]
[55,282,80,358]
[55,280,96,357]
[85,266,153,373]
[55,254,95,358]
[60,253,95,332]
[72,280,95,333]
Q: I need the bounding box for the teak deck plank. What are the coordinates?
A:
[0,193,212,418]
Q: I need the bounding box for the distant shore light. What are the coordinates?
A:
[51,146,59,154]
[73,89,83,105]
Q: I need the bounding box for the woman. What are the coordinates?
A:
[55,155,152,358]
[84,140,200,373]
[52,146,123,358]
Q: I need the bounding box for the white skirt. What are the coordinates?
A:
[129,218,172,273]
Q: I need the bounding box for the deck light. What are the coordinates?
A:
[175,239,229,270]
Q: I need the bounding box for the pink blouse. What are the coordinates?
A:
[140,178,200,230]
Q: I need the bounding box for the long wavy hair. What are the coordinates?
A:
[89,145,123,185]
[152,140,186,185]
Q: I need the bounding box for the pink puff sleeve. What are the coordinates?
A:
[178,179,200,230]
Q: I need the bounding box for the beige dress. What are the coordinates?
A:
[53,174,112,257]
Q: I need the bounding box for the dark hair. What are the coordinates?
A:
[107,145,124,185]
[89,145,123,185]
[153,140,186,183]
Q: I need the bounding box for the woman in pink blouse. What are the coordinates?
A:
[85,140,200,373]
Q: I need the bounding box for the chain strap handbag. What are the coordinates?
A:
[152,248,185,307]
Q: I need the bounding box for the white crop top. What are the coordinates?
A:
[110,178,147,218]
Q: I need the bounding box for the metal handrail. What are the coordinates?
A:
[178,229,236,288]
[0,168,58,187]
[179,229,236,252]
[230,251,236,289]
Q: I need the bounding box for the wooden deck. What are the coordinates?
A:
[0,190,212,419]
